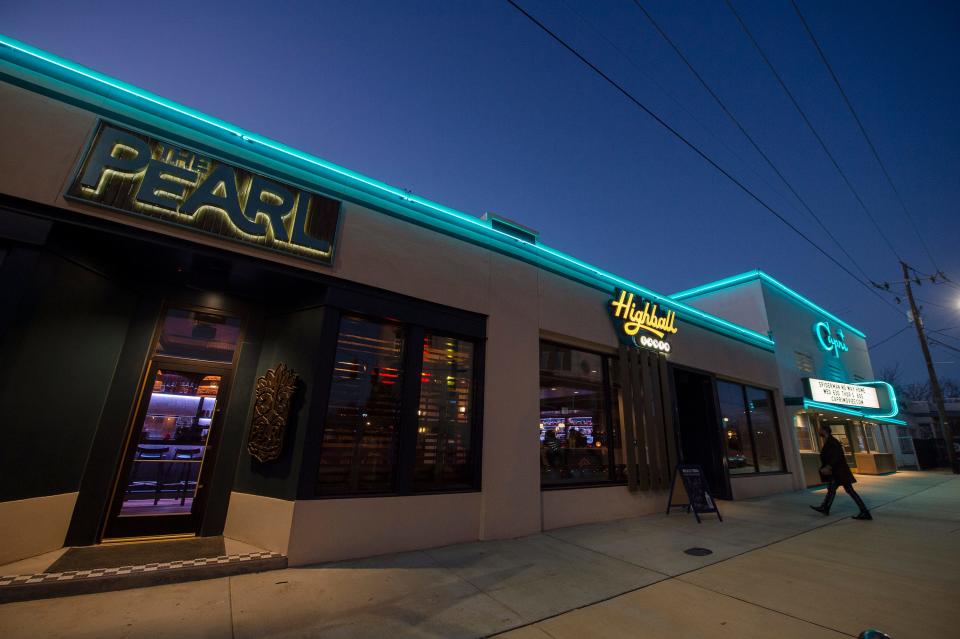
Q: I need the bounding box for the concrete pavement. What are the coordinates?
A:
[1,471,957,638]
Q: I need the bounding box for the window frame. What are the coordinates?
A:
[538,340,624,490]
[311,307,485,499]
[716,378,787,476]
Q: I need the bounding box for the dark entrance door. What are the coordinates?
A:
[672,368,731,500]
[103,307,242,539]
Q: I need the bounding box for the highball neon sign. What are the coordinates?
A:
[609,289,678,354]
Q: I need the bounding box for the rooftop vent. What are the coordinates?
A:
[482,212,539,244]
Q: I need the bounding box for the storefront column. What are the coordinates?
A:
[480,254,541,539]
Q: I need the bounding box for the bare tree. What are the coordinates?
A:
[901,381,931,402]
[941,378,960,400]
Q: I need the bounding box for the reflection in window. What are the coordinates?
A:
[414,334,475,490]
[747,387,782,472]
[828,424,856,467]
[897,426,914,455]
[155,309,241,362]
[717,380,785,474]
[539,343,617,486]
[863,423,888,453]
[317,316,404,494]
[795,414,816,452]
[717,381,756,474]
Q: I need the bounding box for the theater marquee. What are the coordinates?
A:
[806,378,880,409]
[66,123,341,264]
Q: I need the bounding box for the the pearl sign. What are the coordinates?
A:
[807,378,880,409]
[67,123,341,264]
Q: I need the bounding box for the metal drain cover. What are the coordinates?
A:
[684,547,713,556]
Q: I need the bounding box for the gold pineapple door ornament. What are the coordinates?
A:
[247,363,299,463]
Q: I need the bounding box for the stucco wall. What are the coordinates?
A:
[1,80,800,563]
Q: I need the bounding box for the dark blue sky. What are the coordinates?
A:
[4,0,959,383]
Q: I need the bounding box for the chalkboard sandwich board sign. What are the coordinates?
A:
[666,464,722,523]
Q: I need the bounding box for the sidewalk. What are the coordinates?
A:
[1,471,957,638]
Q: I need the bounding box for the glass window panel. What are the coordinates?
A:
[795,413,816,452]
[717,381,755,474]
[865,423,888,453]
[413,333,475,490]
[155,309,241,362]
[828,424,856,467]
[317,316,404,494]
[119,368,219,517]
[853,423,869,453]
[897,426,914,455]
[746,386,783,472]
[540,342,603,385]
[540,344,610,485]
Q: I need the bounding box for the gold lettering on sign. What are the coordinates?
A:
[610,290,678,339]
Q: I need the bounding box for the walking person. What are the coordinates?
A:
[810,424,872,520]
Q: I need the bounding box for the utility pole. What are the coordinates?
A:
[901,261,958,473]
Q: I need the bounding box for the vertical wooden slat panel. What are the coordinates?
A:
[644,352,666,490]
[659,356,678,472]
[653,355,670,489]
[641,351,664,490]
[629,349,650,491]
[617,345,638,492]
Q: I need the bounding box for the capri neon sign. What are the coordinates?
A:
[66,123,341,263]
[814,321,848,358]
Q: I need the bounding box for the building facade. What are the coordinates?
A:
[672,272,908,485]
[0,37,901,567]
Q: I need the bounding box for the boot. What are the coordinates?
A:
[849,490,872,520]
[810,491,834,515]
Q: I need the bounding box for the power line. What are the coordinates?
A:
[868,324,911,350]
[790,0,943,274]
[930,330,960,345]
[931,325,960,334]
[723,0,904,263]
[556,0,805,220]
[630,0,881,286]
[505,0,900,312]
[930,338,960,356]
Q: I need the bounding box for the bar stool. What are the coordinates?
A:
[130,446,169,505]
[171,447,203,506]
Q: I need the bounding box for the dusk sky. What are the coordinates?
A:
[4,0,959,383]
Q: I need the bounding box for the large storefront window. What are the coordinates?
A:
[539,342,620,486]
[317,315,480,496]
[318,316,405,494]
[414,333,475,490]
[717,380,785,474]
[718,381,755,474]
[747,387,781,472]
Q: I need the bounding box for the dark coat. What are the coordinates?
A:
[819,435,856,485]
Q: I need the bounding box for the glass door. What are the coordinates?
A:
[103,308,241,539]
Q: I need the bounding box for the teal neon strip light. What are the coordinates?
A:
[0,34,777,351]
[802,400,906,426]
[854,380,900,419]
[671,270,866,339]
